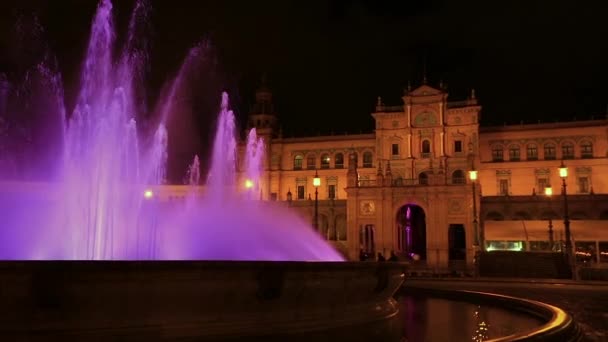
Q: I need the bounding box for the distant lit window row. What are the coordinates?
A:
[490,141,593,162]
[389,139,463,159]
[293,151,373,170]
[493,174,593,197]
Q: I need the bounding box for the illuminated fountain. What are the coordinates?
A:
[0,0,403,339]
[0,0,342,262]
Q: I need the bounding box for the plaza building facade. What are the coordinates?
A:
[235,81,608,269]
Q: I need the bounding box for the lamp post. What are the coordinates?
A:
[559,161,574,277]
[544,186,554,251]
[469,169,480,276]
[468,170,479,248]
[143,189,157,259]
[313,170,321,230]
[244,179,254,200]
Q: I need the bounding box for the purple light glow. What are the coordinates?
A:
[0,0,343,262]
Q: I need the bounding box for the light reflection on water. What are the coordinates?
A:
[398,295,544,341]
[228,295,544,342]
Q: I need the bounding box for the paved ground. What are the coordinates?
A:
[403,278,608,341]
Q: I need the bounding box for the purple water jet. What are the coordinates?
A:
[244,128,265,199]
[0,0,343,262]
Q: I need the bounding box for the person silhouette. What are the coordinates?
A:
[388,251,398,261]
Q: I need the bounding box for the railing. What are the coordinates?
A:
[357,178,472,187]
[359,179,420,187]
[358,180,377,187]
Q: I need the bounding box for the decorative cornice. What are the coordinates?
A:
[534,168,550,175]
[575,166,592,174]
[451,130,467,137]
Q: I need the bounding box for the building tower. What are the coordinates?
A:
[244,75,279,201]
[247,74,278,139]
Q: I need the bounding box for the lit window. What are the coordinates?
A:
[509,146,520,161]
[363,152,373,168]
[581,141,593,158]
[526,144,538,160]
[543,143,556,160]
[294,155,303,170]
[562,142,574,159]
[320,154,330,169]
[335,153,344,168]
[306,154,316,170]
[491,146,504,162]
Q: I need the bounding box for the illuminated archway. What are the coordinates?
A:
[396,204,426,260]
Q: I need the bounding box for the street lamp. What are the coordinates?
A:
[559,161,574,278]
[313,170,321,230]
[544,186,554,251]
[468,169,479,248]
[244,179,254,189]
[143,188,157,258]
[469,169,480,277]
[143,189,154,200]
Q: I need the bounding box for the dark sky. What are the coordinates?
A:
[1,0,608,137]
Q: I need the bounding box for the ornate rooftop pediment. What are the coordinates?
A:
[408,85,444,97]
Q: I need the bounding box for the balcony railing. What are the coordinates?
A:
[356,177,471,187]
[358,180,377,187]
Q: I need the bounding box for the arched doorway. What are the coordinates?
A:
[448,224,466,261]
[360,224,375,257]
[396,205,426,260]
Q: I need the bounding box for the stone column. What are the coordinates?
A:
[407,134,412,158]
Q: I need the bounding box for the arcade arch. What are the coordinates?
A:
[395,204,426,260]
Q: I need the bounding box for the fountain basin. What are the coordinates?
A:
[401,286,583,341]
[0,261,404,340]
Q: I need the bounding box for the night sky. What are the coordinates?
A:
[1,0,608,138]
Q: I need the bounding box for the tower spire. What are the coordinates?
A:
[422,54,428,84]
[423,62,427,84]
[249,74,278,137]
